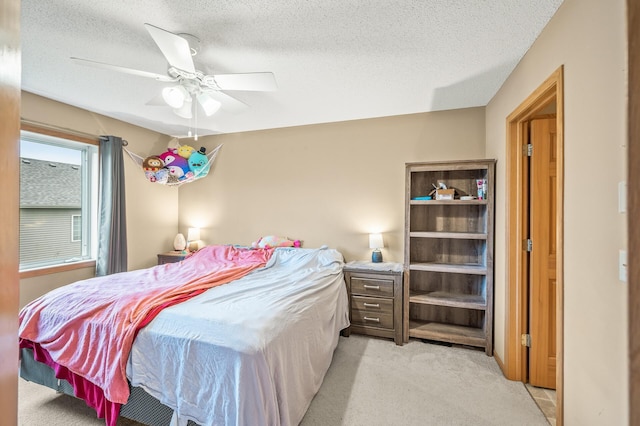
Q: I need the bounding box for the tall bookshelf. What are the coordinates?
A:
[404,159,495,355]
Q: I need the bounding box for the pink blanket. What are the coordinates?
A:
[19,245,272,421]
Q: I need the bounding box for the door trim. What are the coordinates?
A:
[504,66,564,423]
[629,0,640,423]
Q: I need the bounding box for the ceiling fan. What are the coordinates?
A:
[71,23,277,121]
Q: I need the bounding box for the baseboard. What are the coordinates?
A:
[493,350,507,377]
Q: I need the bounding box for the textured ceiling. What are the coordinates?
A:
[21,0,564,137]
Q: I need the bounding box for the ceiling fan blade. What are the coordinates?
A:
[71,57,175,82]
[145,93,167,106]
[144,23,195,74]
[213,72,278,91]
[204,90,249,114]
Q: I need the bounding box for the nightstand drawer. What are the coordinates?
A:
[351,295,393,315]
[157,252,186,265]
[351,310,394,330]
[350,276,394,297]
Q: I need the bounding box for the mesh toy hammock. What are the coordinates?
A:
[124,144,222,187]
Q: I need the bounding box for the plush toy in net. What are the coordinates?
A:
[177,145,196,159]
[188,147,211,177]
[127,143,222,187]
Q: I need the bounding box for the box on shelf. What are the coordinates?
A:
[435,188,456,200]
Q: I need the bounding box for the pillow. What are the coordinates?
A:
[251,235,301,249]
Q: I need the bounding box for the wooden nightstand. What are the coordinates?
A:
[157,251,187,265]
[343,262,404,345]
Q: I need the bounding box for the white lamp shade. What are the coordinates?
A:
[197,92,222,116]
[187,227,201,242]
[162,85,188,108]
[369,233,384,249]
[173,96,193,119]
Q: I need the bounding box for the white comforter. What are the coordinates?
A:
[126,246,350,426]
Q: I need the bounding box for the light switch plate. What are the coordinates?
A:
[619,181,627,213]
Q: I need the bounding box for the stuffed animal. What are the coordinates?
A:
[188,147,210,177]
[144,167,170,184]
[144,170,156,182]
[177,145,196,159]
[142,156,164,172]
[154,168,169,184]
[251,236,302,249]
[158,149,180,167]
[166,155,191,180]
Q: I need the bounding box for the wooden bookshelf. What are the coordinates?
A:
[404,159,495,355]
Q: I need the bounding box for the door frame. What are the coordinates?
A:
[504,66,564,423]
[629,0,640,423]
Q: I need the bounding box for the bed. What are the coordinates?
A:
[19,244,350,426]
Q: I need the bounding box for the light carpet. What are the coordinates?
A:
[19,335,548,425]
[301,335,548,425]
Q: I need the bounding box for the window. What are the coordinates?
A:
[71,214,82,242]
[19,129,99,271]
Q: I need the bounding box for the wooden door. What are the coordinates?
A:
[528,117,557,389]
[0,0,21,422]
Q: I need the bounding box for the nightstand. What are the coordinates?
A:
[157,251,187,265]
[343,261,404,345]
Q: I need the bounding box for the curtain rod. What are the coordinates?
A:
[20,118,102,142]
[99,135,129,146]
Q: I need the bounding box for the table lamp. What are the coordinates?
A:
[369,233,384,263]
[173,233,186,251]
[187,227,201,252]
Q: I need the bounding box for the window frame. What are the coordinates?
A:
[19,123,99,277]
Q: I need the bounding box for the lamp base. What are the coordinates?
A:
[371,250,382,263]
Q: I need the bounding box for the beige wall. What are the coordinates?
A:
[486,0,628,424]
[17,100,481,298]
[20,267,95,308]
[178,108,486,263]
[20,92,178,305]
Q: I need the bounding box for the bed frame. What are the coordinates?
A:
[20,348,198,426]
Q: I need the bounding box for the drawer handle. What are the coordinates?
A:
[363,303,380,308]
[363,284,380,290]
[363,316,380,323]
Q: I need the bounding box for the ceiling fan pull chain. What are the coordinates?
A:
[187,104,193,138]
[194,94,198,141]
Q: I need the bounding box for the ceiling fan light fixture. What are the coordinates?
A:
[173,95,193,119]
[197,92,222,116]
[162,85,188,108]
[73,23,275,135]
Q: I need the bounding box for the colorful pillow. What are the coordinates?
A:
[251,235,301,249]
